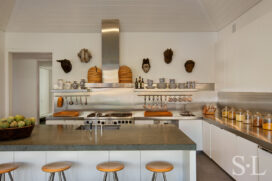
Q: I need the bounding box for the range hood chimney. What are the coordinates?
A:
[101,19,120,83]
[86,20,132,88]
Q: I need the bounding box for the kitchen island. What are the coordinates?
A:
[0,124,196,181]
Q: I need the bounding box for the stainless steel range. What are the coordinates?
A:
[86,112,134,125]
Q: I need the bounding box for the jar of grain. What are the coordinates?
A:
[228,107,236,120]
[263,113,272,131]
[243,110,253,124]
[253,112,263,127]
[222,106,229,118]
[236,109,245,122]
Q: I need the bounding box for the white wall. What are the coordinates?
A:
[5,32,217,84]
[0,31,4,117]
[216,0,272,92]
[12,58,38,118]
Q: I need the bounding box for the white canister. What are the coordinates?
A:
[57,79,64,89]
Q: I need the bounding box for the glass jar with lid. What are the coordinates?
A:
[243,110,253,124]
[228,107,236,120]
[222,106,229,118]
[253,112,263,127]
[236,109,245,122]
[263,113,272,131]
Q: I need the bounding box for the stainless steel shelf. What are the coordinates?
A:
[51,89,90,93]
[134,89,198,92]
[85,83,134,88]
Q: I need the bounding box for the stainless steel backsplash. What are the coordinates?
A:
[218,92,272,113]
[54,88,217,112]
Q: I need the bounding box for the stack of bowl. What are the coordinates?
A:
[118,66,132,83]
[88,66,102,83]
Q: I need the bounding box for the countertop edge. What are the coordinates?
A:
[0,144,196,151]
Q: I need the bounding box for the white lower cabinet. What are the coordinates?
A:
[202,121,211,157]
[210,124,223,165]
[179,120,203,150]
[235,136,258,181]
[258,148,272,181]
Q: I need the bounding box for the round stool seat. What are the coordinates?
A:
[146,161,174,173]
[0,163,19,174]
[96,161,124,172]
[42,161,72,173]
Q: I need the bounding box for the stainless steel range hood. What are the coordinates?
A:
[85,19,133,88]
[102,19,120,70]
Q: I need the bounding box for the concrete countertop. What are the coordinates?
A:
[0,124,196,151]
[203,115,272,152]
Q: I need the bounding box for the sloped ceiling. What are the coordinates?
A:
[0,0,15,31]
[0,0,262,33]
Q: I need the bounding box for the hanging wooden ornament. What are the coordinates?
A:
[78,48,92,63]
[142,58,151,73]
[164,48,173,64]
[184,60,195,73]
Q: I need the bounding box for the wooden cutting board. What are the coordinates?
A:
[144,111,173,117]
[53,111,80,117]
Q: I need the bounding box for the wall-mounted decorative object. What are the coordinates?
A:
[57,59,72,73]
[164,48,173,64]
[184,60,195,73]
[78,48,92,63]
[142,58,151,73]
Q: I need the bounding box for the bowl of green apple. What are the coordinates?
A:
[0,115,36,141]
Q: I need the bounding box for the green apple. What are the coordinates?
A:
[0,121,10,129]
[15,115,25,122]
[18,121,26,128]
[10,121,18,128]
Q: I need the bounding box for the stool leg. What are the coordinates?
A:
[0,174,2,181]
[151,172,157,181]
[8,172,14,181]
[61,172,67,181]
[3,173,5,181]
[113,172,119,181]
[58,172,62,181]
[162,173,167,181]
[103,172,108,181]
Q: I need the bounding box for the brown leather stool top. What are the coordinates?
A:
[146,161,174,173]
[0,163,19,174]
[96,161,124,172]
[42,161,72,173]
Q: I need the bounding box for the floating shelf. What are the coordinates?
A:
[134,89,198,92]
[85,83,134,88]
[51,89,90,93]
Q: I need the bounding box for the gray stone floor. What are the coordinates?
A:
[197,152,235,181]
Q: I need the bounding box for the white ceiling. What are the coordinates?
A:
[0,0,262,33]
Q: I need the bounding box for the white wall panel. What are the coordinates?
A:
[216,0,272,92]
[13,151,46,181]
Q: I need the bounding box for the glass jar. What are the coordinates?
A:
[253,112,263,127]
[228,107,236,120]
[222,106,229,118]
[236,109,245,122]
[243,110,253,124]
[263,113,272,131]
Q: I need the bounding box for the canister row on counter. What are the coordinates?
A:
[221,106,272,131]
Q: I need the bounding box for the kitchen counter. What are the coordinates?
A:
[203,115,272,151]
[46,111,202,121]
[0,124,196,151]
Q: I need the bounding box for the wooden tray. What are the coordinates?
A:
[53,111,80,117]
[144,111,173,117]
[0,125,34,141]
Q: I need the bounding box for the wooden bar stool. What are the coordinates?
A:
[96,161,124,181]
[146,161,174,181]
[0,163,19,181]
[42,161,72,181]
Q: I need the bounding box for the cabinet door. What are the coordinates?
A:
[235,136,258,181]
[202,121,211,157]
[258,148,272,181]
[179,120,203,150]
[220,129,236,177]
[210,124,223,165]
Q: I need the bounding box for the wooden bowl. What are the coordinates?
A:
[0,125,34,141]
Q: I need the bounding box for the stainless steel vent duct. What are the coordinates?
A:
[102,19,120,70]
